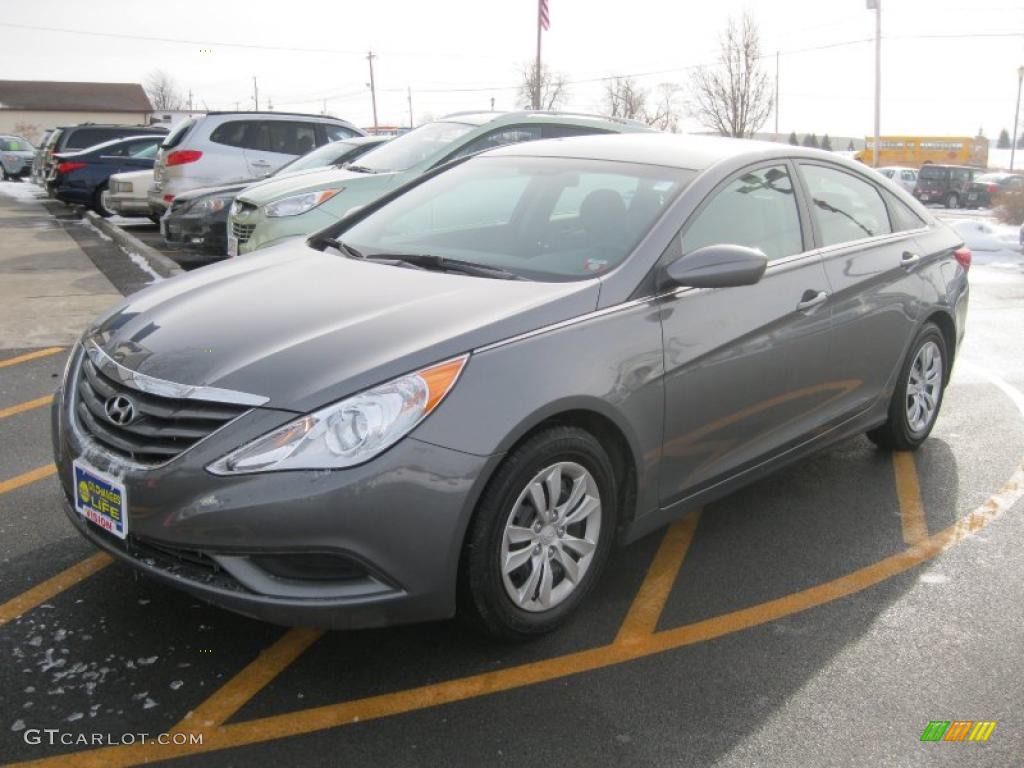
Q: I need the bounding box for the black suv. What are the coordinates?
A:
[40,123,168,191]
[912,164,979,209]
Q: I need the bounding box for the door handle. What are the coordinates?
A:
[796,290,829,312]
[900,251,921,267]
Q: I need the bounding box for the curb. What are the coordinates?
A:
[80,210,184,279]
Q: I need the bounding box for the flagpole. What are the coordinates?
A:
[534,0,542,110]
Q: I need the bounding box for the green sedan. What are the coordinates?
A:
[227,111,652,255]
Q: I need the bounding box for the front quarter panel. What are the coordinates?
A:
[412,300,666,522]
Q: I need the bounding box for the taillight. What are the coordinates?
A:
[165,149,202,166]
[56,161,87,174]
[163,194,174,203]
[986,184,997,194]
[954,246,971,273]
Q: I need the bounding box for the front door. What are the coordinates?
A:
[658,162,837,507]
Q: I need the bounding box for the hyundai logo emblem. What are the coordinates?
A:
[104,395,136,426]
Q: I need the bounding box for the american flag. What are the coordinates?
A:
[539,0,550,30]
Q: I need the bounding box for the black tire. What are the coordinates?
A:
[867,323,948,451]
[460,426,618,641]
[92,183,113,217]
[944,192,959,209]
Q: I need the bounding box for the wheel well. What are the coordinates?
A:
[924,310,957,375]
[503,410,639,529]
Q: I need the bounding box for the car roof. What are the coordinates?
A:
[439,110,652,131]
[485,131,845,171]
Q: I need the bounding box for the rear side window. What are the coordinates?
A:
[66,129,126,150]
[680,164,804,262]
[323,124,360,142]
[800,164,892,246]
[884,192,926,232]
[209,120,256,149]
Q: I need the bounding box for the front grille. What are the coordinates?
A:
[232,221,255,244]
[74,356,248,465]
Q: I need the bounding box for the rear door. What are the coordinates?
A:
[795,161,924,421]
[658,161,835,505]
[242,120,319,177]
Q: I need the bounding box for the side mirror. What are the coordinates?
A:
[663,244,768,289]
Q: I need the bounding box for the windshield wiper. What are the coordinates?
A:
[318,237,364,260]
[365,252,525,280]
[344,164,377,174]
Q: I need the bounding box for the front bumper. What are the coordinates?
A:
[51,347,495,630]
[163,208,228,257]
[232,207,337,254]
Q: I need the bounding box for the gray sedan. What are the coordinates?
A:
[52,133,969,639]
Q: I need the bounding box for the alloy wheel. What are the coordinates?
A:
[906,340,942,434]
[499,461,602,613]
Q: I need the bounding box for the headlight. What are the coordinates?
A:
[263,188,342,218]
[189,195,232,214]
[230,199,243,216]
[207,355,468,474]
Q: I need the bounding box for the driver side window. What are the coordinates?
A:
[679,165,804,262]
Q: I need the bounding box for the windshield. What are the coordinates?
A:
[277,141,355,175]
[1,138,33,151]
[340,156,693,282]
[917,166,947,180]
[352,121,474,173]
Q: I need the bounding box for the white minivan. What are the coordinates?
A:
[148,112,363,214]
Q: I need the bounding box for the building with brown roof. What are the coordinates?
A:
[0,80,153,144]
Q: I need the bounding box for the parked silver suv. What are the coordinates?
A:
[148,112,363,214]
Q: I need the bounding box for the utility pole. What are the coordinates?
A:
[774,50,779,140]
[490,96,495,111]
[1011,65,1024,171]
[866,0,881,166]
[252,76,259,112]
[366,51,379,132]
[534,1,543,109]
[407,86,413,129]
[187,89,193,112]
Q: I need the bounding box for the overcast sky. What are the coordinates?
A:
[2,0,1022,139]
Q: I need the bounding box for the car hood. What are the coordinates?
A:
[236,166,399,205]
[88,242,599,413]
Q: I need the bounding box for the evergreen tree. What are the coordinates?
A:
[788,131,799,145]
[997,129,1010,149]
[802,133,819,148]
[820,134,832,151]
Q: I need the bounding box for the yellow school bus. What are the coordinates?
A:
[856,136,988,168]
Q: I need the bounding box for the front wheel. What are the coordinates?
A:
[867,323,947,450]
[460,426,617,640]
[92,184,114,217]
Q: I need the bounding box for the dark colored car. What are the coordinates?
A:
[162,135,388,261]
[912,164,979,208]
[43,123,168,193]
[52,136,164,215]
[53,134,969,639]
[965,172,1024,209]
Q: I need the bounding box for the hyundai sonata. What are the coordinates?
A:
[52,133,969,639]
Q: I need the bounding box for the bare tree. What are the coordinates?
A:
[517,62,569,111]
[646,83,682,133]
[688,13,773,138]
[603,77,647,120]
[144,70,184,111]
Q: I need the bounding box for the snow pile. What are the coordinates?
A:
[0,181,46,202]
[946,218,1022,267]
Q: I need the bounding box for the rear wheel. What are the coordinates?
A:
[92,184,114,217]
[460,426,617,640]
[867,323,947,450]
[944,192,959,209]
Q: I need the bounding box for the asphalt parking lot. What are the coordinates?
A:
[2,184,1024,767]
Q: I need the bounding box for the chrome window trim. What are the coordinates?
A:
[85,340,268,407]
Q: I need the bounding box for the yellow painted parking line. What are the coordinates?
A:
[0,347,64,369]
[174,627,324,732]
[0,553,111,628]
[0,394,53,420]
[615,510,701,645]
[893,451,928,546]
[8,454,1024,768]
[0,463,56,495]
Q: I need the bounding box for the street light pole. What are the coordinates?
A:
[866,0,881,167]
[366,51,379,133]
[1011,65,1024,172]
